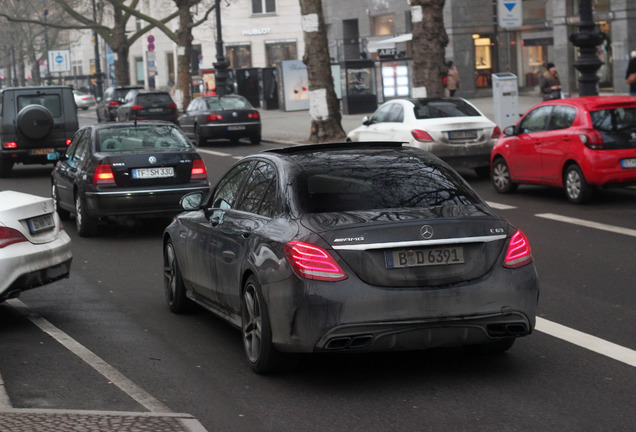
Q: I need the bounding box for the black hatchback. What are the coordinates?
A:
[49,122,209,237]
[116,90,178,124]
[163,142,539,373]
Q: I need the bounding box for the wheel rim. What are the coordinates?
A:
[242,283,262,363]
[75,195,83,229]
[164,243,176,305]
[492,162,510,190]
[52,184,60,212]
[566,169,581,199]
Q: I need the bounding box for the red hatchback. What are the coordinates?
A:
[491,96,636,203]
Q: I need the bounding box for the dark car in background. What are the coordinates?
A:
[116,90,178,124]
[178,95,261,146]
[163,142,539,373]
[0,86,79,178]
[491,96,636,203]
[49,121,209,237]
[96,85,144,122]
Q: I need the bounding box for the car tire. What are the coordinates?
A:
[17,105,54,140]
[241,276,298,374]
[96,109,102,123]
[0,158,13,178]
[564,164,592,204]
[52,183,71,220]
[250,135,261,145]
[164,240,194,313]
[194,125,205,146]
[75,193,98,237]
[491,158,517,193]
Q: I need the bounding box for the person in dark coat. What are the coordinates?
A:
[540,62,562,101]
[625,51,636,96]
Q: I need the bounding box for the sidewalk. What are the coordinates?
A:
[259,94,542,144]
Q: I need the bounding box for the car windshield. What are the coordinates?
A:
[205,97,252,110]
[412,99,481,119]
[590,107,636,132]
[17,94,61,118]
[294,150,482,213]
[97,125,191,152]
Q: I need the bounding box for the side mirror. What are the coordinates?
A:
[362,116,372,126]
[180,192,203,210]
[47,152,61,162]
[503,126,516,136]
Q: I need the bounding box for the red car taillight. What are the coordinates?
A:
[0,226,28,248]
[579,128,604,149]
[284,241,348,282]
[108,101,121,107]
[131,105,144,111]
[167,103,177,109]
[190,159,208,180]
[207,113,224,121]
[492,126,501,138]
[66,139,72,146]
[503,230,533,269]
[411,129,434,142]
[93,164,116,185]
[248,112,260,119]
[3,142,17,149]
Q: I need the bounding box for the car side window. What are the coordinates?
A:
[234,162,279,217]
[387,104,404,122]
[64,130,84,159]
[211,161,255,210]
[371,104,394,123]
[519,106,553,134]
[186,99,197,112]
[548,106,576,130]
[65,130,88,167]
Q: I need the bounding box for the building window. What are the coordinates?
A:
[473,36,493,88]
[227,44,252,69]
[266,41,297,67]
[252,0,276,14]
[372,14,395,36]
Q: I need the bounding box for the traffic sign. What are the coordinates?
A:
[147,43,155,52]
[47,50,71,73]
[147,35,155,43]
[498,0,522,29]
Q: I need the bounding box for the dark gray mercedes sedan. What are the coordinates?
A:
[163,142,539,373]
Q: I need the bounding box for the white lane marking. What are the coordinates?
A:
[536,213,636,237]
[536,317,636,368]
[486,201,517,210]
[7,299,171,413]
[197,149,232,157]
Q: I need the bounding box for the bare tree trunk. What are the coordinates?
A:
[176,1,193,111]
[410,0,448,98]
[299,0,345,143]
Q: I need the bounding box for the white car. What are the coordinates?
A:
[73,90,96,110]
[347,98,501,177]
[0,190,72,302]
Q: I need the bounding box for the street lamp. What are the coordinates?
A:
[569,0,605,96]
[213,0,228,96]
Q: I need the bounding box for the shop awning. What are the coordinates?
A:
[367,34,413,53]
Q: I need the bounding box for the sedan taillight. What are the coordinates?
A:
[93,164,116,185]
[579,128,604,149]
[131,105,144,111]
[248,112,260,119]
[492,126,502,138]
[411,129,434,142]
[190,159,208,180]
[0,226,28,248]
[108,101,121,107]
[284,241,348,282]
[207,114,224,121]
[503,230,533,269]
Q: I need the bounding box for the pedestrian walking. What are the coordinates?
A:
[540,62,562,101]
[625,51,636,96]
[446,61,460,97]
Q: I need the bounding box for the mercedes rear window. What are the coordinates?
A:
[17,94,62,118]
[413,99,481,119]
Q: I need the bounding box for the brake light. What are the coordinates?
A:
[0,226,28,248]
[131,105,144,111]
[284,241,348,282]
[93,164,116,185]
[207,113,224,121]
[504,230,533,269]
[66,139,72,146]
[579,128,604,149]
[108,101,121,107]
[3,142,17,149]
[190,159,208,180]
[492,126,501,138]
[248,112,260,119]
[411,129,434,142]
[167,103,177,109]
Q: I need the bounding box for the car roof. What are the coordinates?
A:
[539,95,636,110]
[88,120,179,131]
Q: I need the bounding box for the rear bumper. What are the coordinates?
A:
[262,262,539,353]
[0,232,73,300]
[84,184,209,218]
[199,122,261,140]
[1,146,68,165]
[405,139,494,169]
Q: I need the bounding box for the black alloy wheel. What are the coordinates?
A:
[164,240,194,313]
[75,193,98,237]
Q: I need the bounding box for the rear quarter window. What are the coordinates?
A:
[590,107,636,132]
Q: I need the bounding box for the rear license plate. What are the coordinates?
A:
[448,130,477,140]
[29,148,54,156]
[227,125,246,131]
[385,246,464,269]
[621,158,636,169]
[132,167,175,179]
[148,108,163,113]
[27,214,54,234]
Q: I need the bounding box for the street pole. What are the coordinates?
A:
[213,0,228,96]
[92,0,103,99]
[569,0,605,96]
[43,3,52,85]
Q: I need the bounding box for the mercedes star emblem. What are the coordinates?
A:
[420,225,434,239]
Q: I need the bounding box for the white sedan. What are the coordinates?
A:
[0,190,72,302]
[73,90,97,110]
[347,98,501,177]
